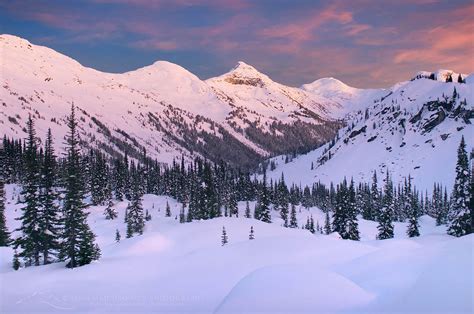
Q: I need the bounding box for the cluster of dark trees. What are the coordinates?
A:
[0,106,100,269]
[0,106,472,270]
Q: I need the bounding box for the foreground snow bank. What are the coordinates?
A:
[0,186,472,313]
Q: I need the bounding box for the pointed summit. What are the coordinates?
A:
[231,61,260,75]
[208,61,271,87]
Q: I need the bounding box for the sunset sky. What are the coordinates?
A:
[1,0,472,88]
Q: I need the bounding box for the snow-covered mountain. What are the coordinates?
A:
[301,77,385,118]
[267,74,473,192]
[2,33,472,181]
[0,34,341,168]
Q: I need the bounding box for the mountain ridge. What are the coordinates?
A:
[0,34,341,168]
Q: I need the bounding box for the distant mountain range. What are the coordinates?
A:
[1,34,472,178]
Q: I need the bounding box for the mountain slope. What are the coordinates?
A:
[0,34,341,168]
[267,75,474,191]
[302,77,386,118]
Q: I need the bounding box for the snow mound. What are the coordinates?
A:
[215,264,375,313]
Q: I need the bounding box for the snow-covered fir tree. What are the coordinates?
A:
[332,178,349,237]
[38,129,61,264]
[60,105,100,268]
[221,226,228,246]
[405,176,420,237]
[165,201,171,217]
[249,226,255,240]
[126,174,145,237]
[377,171,394,240]
[0,143,10,246]
[324,211,331,235]
[368,170,380,221]
[90,151,111,206]
[12,250,20,270]
[257,171,271,223]
[245,201,251,218]
[145,209,152,221]
[346,178,360,240]
[228,190,238,218]
[14,115,42,266]
[104,199,118,220]
[179,204,185,223]
[275,174,289,227]
[448,136,472,237]
[113,157,126,201]
[289,203,298,228]
[309,215,315,234]
[115,229,121,243]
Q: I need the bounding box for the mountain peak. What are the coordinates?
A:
[207,61,270,87]
[302,77,355,94]
[226,61,268,80]
[0,34,31,45]
[232,61,259,73]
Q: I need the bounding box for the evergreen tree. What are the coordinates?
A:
[90,151,110,205]
[202,162,219,219]
[324,211,331,235]
[280,201,289,227]
[60,105,100,268]
[244,201,251,218]
[38,129,61,264]
[275,176,289,226]
[309,215,315,234]
[367,170,380,220]
[249,226,255,240]
[289,203,298,228]
[405,176,420,237]
[377,171,394,240]
[332,179,349,237]
[125,175,145,237]
[228,191,238,218]
[115,229,121,243]
[13,250,20,270]
[165,201,171,217]
[346,178,360,240]
[15,115,42,266]
[145,209,152,221]
[448,136,472,236]
[113,157,126,201]
[221,226,228,246]
[179,204,185,223]
[0,145,10,246]
[104,199,118,220]
[258,171,272,223]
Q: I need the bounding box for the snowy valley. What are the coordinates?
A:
[1,185,472,313]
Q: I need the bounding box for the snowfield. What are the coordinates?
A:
[1,185,472,313]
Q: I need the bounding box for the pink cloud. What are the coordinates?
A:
[259,4,353,43]
[132,39,178,51]
[90,0,252,10]
[393,5,474,73]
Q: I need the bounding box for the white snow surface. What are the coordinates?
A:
[1,184,472,313]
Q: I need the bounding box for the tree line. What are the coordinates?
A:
[0,106,472,270]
